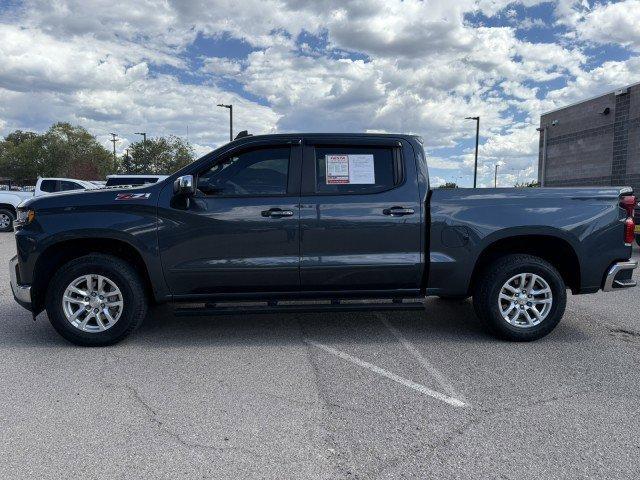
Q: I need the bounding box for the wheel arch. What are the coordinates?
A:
[469,234,581,295]
[31,237,155,313]
[0,203,17,215]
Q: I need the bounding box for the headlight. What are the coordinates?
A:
[15,209,35,225]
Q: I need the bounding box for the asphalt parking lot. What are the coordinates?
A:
[1,233,639,479]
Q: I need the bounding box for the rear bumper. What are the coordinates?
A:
[9,255,32,311]
[602,260,637,292]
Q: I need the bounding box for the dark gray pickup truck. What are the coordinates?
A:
[9,133,638,346]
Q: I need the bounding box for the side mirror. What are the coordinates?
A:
[173,175,195,197]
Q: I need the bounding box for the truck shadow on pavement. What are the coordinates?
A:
[132,299,482,346]
[128,297,586,348]
[4,297,588,348]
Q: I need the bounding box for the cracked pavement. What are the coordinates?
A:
[0,233,639,479]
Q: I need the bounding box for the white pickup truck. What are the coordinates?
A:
[0,177,98,231]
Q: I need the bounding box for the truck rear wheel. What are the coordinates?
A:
[473,254,566,341]
[0,208,15,232]
[45,254,147,346]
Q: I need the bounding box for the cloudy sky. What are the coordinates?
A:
[1,0,639,186]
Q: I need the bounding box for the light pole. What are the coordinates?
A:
[465,116,480,188]
[134,132,147,144]
[217,104,233,142]
[109,133,118,169]
[134,132,147,168]
[536,120,557,187]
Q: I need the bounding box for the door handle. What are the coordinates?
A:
[261,208,294,218]
[383,206,415,216]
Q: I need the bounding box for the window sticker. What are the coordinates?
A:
[348,154,375,184]
[325,154,375,185]
[326,154,350,184]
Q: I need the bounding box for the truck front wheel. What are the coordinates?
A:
[473,254,566,341]
[45,254,148,346]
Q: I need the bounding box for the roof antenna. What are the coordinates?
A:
[234,130,251,140]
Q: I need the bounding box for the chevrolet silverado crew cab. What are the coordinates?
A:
[9,134,638,346]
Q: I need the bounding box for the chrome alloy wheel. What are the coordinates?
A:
[498,273,553,328]
[0,213,11,229]
[62,274,123,332]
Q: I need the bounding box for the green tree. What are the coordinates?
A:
[0,123,113,183]
[5,130,39,146]
[437,181,459,188]
[0,130,46,183]
[122,135,195,174]
[514,180,540,188]
[43,122,114,179]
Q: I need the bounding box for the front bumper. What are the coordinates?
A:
[9,255,32,311]
[602,260,637,292]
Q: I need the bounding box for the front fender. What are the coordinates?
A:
[16,203,169,304]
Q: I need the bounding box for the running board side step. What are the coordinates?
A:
[173,301,426,317]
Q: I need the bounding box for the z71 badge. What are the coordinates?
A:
[115,193,151,200]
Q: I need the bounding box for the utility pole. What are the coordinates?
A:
[465,116,480,188]
[109,133,118,168]
[217,104,233,141]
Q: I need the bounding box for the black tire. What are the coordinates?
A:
[45,254,147,346]
[0,208,15,232]
[473,254,566,341]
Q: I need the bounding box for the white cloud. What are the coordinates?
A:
[475,0,550,17]
[430,175,447,187]
[573,0,640,51]
[0,25,150,93]
[0,0,634,187]
[201,57,243,76]
[543,56,640,110]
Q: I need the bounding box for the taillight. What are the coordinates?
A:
[621,195,636,217]
[624,218,635,244]
[621,195,636,244]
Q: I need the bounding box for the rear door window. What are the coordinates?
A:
[314,146,399,194]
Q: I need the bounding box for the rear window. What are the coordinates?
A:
[314,146,398,194]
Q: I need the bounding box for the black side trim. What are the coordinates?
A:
[174,301,425,316]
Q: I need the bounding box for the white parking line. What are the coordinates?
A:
[376,314,466,403]
[305,338,467,408]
